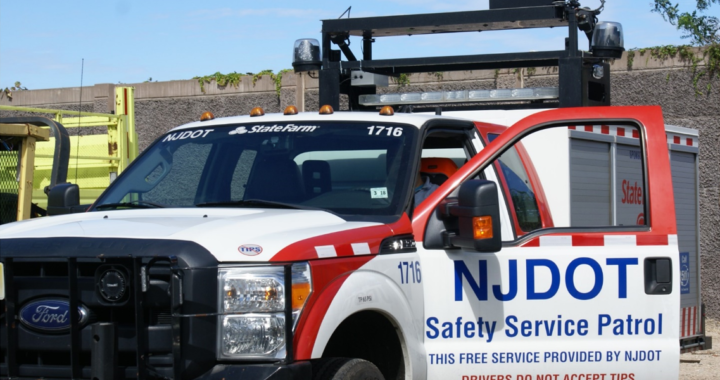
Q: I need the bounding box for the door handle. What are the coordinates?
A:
[644,257,672,295]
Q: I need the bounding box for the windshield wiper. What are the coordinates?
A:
[195,199,307,210]
[95,200,166,210]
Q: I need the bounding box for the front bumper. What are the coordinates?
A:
[195,362,312,380]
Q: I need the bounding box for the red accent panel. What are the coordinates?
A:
[294,256,374,359]
[601,125,609,134]
[270,219,405,262]
[617,127,626,137]
[682,308,687,338]
[632,129,639,138]
[572,235,604,246]
[693,307,697,335]
[335,244,356,257]
[674,136,681,144]
[636,234,669,246]
[686,138,693,146]
[584,125,594,132]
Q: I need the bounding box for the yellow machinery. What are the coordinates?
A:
[0,87,138,210]
[0,122,50,223]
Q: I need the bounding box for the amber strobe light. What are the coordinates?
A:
[200,112,215,121]
[250,107,265,117]
[379,105,395,116]
[319,105,334,114]
[284,105,299,115]
[473,216,493,239]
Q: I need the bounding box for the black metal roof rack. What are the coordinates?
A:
[294,0,622,111]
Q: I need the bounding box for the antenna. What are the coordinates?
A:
[338,6,351,19]
[74,58,83,183]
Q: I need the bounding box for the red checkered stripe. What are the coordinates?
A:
[568,125,698,147]
[313,242,373,257]
[666,133,698,147]
[681,306,699,338]
[568,125,640,138]
[521,234,677,247]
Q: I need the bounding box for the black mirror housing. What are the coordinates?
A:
[47,183,82,216]
[448,180,502,252]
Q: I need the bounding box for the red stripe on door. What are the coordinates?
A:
[636,235,669,246]
[571,235,604,246]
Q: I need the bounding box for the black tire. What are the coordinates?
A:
[312,357,384,380]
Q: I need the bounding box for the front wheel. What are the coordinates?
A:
[312,358,384,380]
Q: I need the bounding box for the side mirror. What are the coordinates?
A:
[447,180,502,252]
[47,183,87,216]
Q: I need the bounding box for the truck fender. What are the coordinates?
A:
[299,268,426,379]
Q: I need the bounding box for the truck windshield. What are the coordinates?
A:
[94,121,417,221]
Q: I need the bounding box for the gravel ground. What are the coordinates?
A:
[680,319,720,379]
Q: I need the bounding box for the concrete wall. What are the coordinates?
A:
[1,50,718,318]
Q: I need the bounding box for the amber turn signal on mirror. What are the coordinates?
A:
[473,216,493,239]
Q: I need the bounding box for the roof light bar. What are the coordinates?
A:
[359,87,559,106]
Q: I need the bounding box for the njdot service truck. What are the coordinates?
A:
[0,1,708,379]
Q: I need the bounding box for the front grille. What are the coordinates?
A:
[1,257,175,379]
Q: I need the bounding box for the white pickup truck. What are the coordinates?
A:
[0,104,701,380]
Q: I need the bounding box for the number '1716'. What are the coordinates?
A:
[398,261,421,284]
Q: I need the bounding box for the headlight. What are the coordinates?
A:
[221,267,285,313]
[218,263,312,360]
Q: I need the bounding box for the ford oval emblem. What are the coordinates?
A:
[19,299,89,333]
[238,244,263,256]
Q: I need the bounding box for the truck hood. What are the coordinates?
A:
[0,208,382,262]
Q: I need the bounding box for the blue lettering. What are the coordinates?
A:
[454,257,642,301]
[441,322,453,338]
[577,319,589,336]
[492,259,518,301]
[454,260,487,301]
[526,259,560,300]
[426,317,439,339]
[606,258,638,298]
[505,315,519,337]
[566,258,604,300]
[598,314,611,335]
[464,321,475,338]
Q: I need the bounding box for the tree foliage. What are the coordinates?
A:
[1,81,28,101]
[653,0,719,45]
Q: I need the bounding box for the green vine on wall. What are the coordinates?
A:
[627,50,636,71]
[428,72,444,81]
[626,44,720,94]
[392,73,410,87]
[194,69,291,97]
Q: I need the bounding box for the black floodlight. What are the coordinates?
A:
[591,21,625,59]
[293,38,321,72]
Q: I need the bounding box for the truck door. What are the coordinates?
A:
[413,106,679,380]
